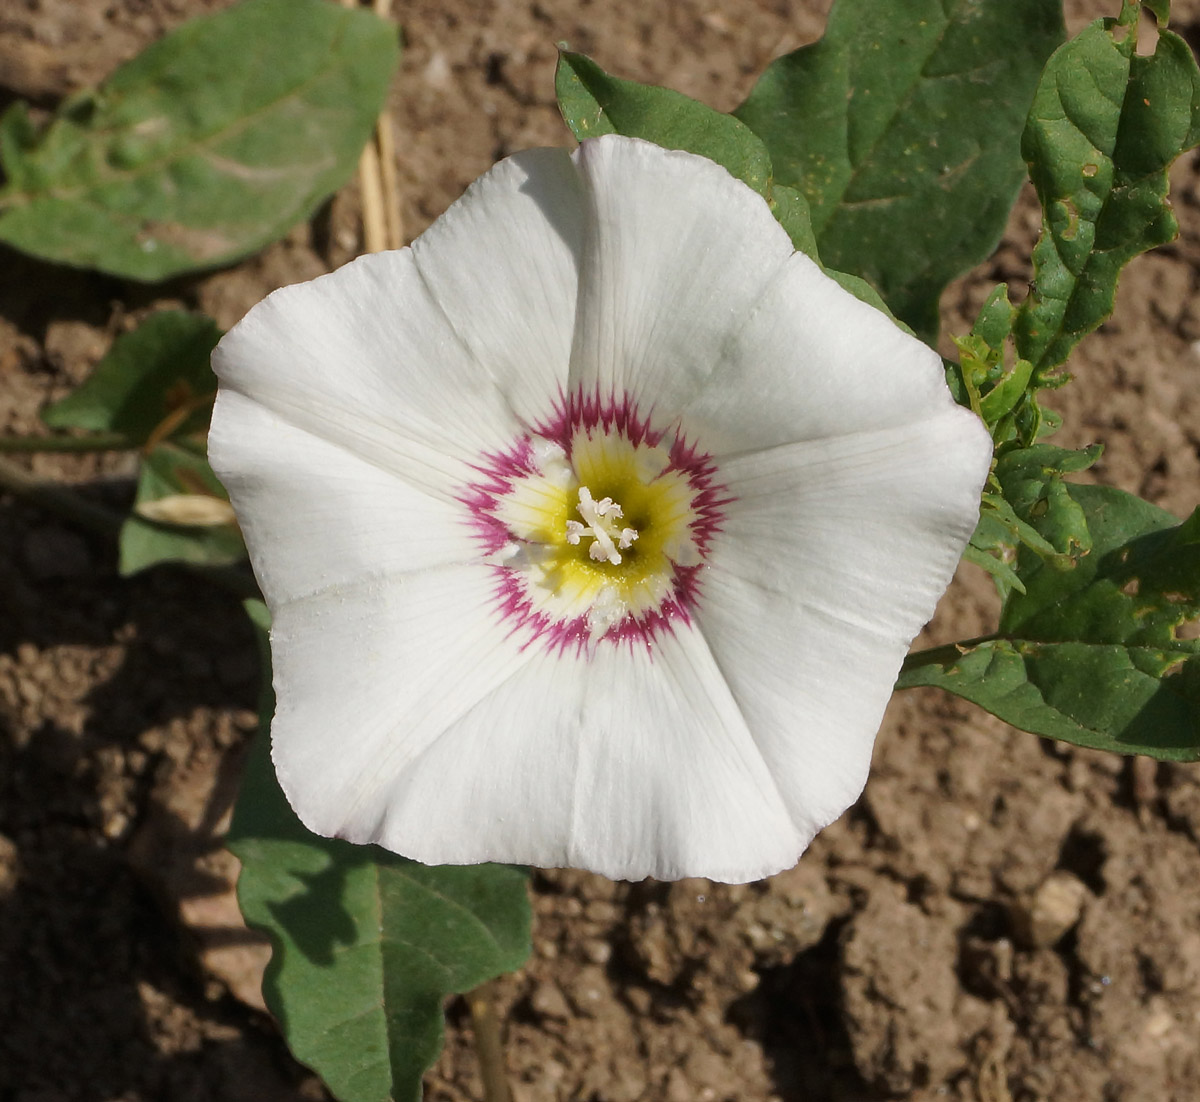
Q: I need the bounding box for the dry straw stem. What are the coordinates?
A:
[342,0,403,253]
[372,0,404,249]
[357,138,388,254]
[375,104,404,249]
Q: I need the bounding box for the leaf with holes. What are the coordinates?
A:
[230,602,532,1102]
[0,0,398,279]
[733,0,1062,337]
[1015,1,1200,371]
[900,485,1200,760]
[993,443,1102,563]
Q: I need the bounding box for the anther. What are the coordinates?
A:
[567,485,640,565]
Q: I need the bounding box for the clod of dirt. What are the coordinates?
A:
[1011,871,1090,950]
[841,884,990,1095]
[527,980,571,1022]
[0,833,18,896]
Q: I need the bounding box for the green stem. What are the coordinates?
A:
[467,980,511,1102]
[0,431,139,454]
[899,633,1004,676]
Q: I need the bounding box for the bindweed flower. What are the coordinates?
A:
[210,135,991,883]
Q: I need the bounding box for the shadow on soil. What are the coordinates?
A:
[728,920,884,1102]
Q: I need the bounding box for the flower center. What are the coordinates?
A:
[464,396,727,649]
[565,486,639,565]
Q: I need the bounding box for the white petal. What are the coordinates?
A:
[212,149,583,498]
[208,389,477,607]
[272,572,805,880]
[409,147,584,415]
[374,628,805,882]
[695,409,991,831]
[269,563,532,843]
[567,137,794,412]
[678,250,963,455]
[567,136,963,458]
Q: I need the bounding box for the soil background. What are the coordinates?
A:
[3,1,1200,1100]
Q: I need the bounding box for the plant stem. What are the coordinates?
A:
[344,0,390,254]
[900,633,1005,674]
[0,455,123,536]
[0,431,138,453]
[372,0,404,251]
[467,980,512,1102]
[357,137,388,254]
[375,110,403,250]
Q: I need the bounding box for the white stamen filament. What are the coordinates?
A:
[565,485,639,565]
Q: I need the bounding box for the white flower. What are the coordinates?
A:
[209,135,991,883]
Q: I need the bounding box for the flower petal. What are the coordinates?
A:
[211,148,583,499]
[677,250,964,455]
[268,563,532,841]
[409,147,583,413]
[567,137,964,458]
[695,409,991,831]
[272,568,804,880]
[377,628,805,882]
[209,389,478,607]
[567,137,794,413]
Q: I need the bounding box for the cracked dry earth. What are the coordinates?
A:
[3,1,1200,1100]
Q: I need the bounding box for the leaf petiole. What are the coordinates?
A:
[898,634,1008,679]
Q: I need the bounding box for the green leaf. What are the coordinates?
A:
[230,601,532,1102]
[966,443,1101,601]
[963,533,1026,597]
[994,443,1102,561]
[1015,4,1200,370]
[1144,0,1171,23]
[42,311,220,442]
[120,440,245,574]
[978,357,1034,426]
[900,485,1200,760]
[767,182,820,257]
[734,0,1063,337]
[951,284,1063,447]
[555,50,773,195]
[0,0,398,280]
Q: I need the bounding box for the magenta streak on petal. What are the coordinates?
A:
[458,391,729,656]
[457,435,538,555]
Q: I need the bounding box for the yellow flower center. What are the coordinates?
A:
[494,426,702,634]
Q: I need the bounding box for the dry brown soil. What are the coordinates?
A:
[2,1,1200,1100]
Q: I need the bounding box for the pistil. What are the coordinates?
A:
[565,486,639,565]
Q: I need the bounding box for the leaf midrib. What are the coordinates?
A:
[0,15,357,210]
[809,0,963,239]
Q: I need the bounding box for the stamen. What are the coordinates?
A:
[568,485,640,565]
